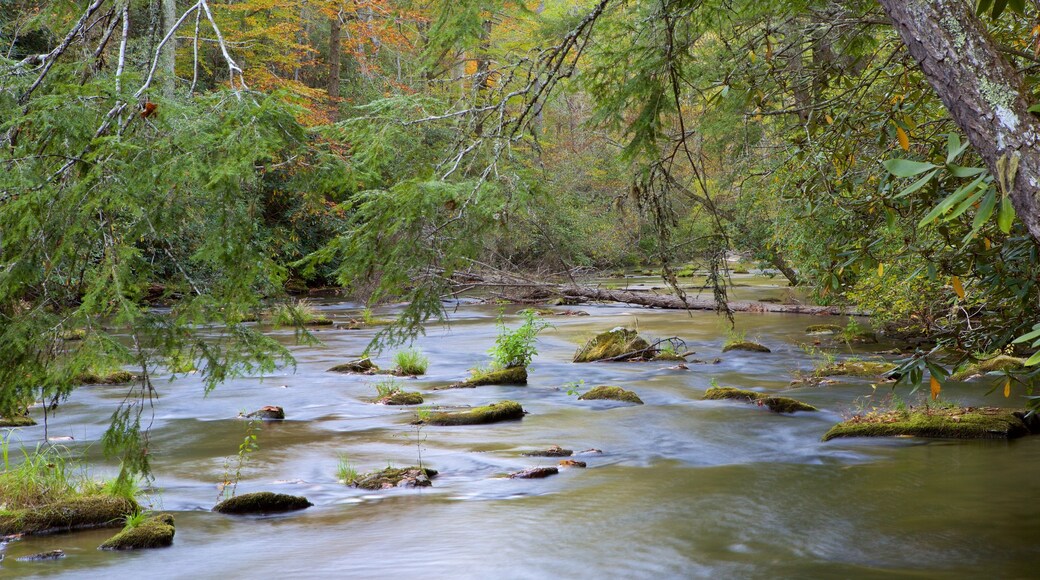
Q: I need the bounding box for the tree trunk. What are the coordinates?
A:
[160,0,176,97]
[328,10,341,119]
[877,0,1040,244]
[559,286,859,315]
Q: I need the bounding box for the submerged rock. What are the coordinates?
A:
[442,366,528,389]
[212,491,312,515]
[522,445,572,457]
[721,341,771,353]
[0,415,36,428]
[99,514,175,551]
[352,466,438,490]
[17,550,66,561]
[245,406,285,420]
[814,360,896,378]
[805,324,843,334]
[950,355,1026,381]
[703,387,817,413]
[822,407,1039,441]
[77,370,136,385]
[376,391,424,405]
[421,401,526,426]
[558,459,587,468]
[578,385,644,405]
[573,328,651,362]
[509,467,558,479]
[328,358,379,374]
[0,496,137,536]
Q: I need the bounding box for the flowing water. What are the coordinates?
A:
[2,275,1039,578]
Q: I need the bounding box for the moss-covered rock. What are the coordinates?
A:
[558,459,587,468]
[245,406,285,420]
[721,341,771,353]
[99,513,175,550]
[805,324,843,334]
[578,385,643,405]
[421,401,526,426]
[522,445,572,457]
[846,331,878,344]
[0,496,138,536]
[573,328,651,362]
[703,387,817,413]
[442,366,528,389]
[212,491,312,515]
[352,467,438,490]
[814,360,896,378]
[652,351,686,361]
[0,415,36,427]
[822,407,1038,441]
[509,467,558,479]
[304,317,334,326]
[328,358,379,374]
[950,355,1026,381]
[376,391,424,405]
[77,370,136,385]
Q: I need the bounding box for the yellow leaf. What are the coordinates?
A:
[984,237,992,250]
[1004,379,1011,398]
[951,275,965,299]
[896,126,910,151]
[825,114,834,125]
[930,376,941,400]
[877,263,884,277]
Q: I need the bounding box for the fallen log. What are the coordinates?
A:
[559,286,864,316]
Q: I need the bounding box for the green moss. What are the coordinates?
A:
[77,370,136,385]
[0,496,137,536]
[61,328,86,341]
[328,358,379,374]
[822,407,1035,441]
[99,513,175,550]
[950,355,1026,381]
[0,415,36,427]
[805,324,843,334]
[352,466,438,490]
[377,391,424,405]
[815,360,895,378]
[578,385,644,404]
[721,341,771,353]
[212,491,312,515]
[573,328,651,362]
[652,351,686,361]
[443,366,528,389]
[703,387,817,413]
[422,401,525,426]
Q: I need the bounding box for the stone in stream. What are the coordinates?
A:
[328,357,380,374]
[721,341,771,353]
[99,513,175,550]
[702,387,817,414]
[573,328,652,362]
[0,415,36,427]
[577,385,644,405]
[77,370,136,385]
[419,401,526,426]
[351,466,438,490]
[375,390,424,405]
[805,324,843,334]
[558,459,587,468]
[245,406,285,420]
[522,445,572,457]
[17,550,66,562]
[0,496,138,536]
[509,467,559,479]
[212,491,312,515]
[814,360,896,378]
[822,407,1040,441]
[441,366,528,389]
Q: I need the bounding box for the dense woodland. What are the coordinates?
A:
[3,0,1040,477]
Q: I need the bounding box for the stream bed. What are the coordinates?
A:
[2,276,1039,578]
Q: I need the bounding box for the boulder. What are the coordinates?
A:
[212,491,312,515]
[522,445,572,457]
[509,467,558,479]
[352,467,438,490]
[578,385,643,405]
[558,459,587,468]
[441,366,528,389]
[420,401,526,426]
[77,370,136,385]
[376,391,424,405]
[99,513,175,550]
[822,406,1039,441]
[17,550,66,561]
[328,358,379,374]
[814,360,896,378]
[721,341,771,353]
[0,496,138,536]
[703,387,817,413]
[573,328,651,362]
[245,406,285,420]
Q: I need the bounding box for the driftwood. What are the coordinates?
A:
[558,286,862,315]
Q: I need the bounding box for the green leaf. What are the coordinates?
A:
[918,174,986,226]
[1028,104,1040,113]
[1013,327,1040,344]
[992,0,1009,19]
[971,189,997,232]
[1010,0,1026,14]
[946,188,986,222]
[946,134,969,163]
[998,197,1015,233]
[947,164,986,178]
[884,158,937,178]
[977,0,994,16]
[894,169,938,198]
[1025,350,1040,366]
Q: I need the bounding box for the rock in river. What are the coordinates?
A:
[509,467,559,479]
[419,401,526,426]
[703,387,817,413]
[442,366,528,389]
[352,466,438,490]
[577,385,643,405]
[822,407,1040,441]
[573,328,652,362]
[99,513,175,550]
[212,491,312,515]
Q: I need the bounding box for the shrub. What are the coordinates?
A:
[392,348,429,375]
[489,310,551,369]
